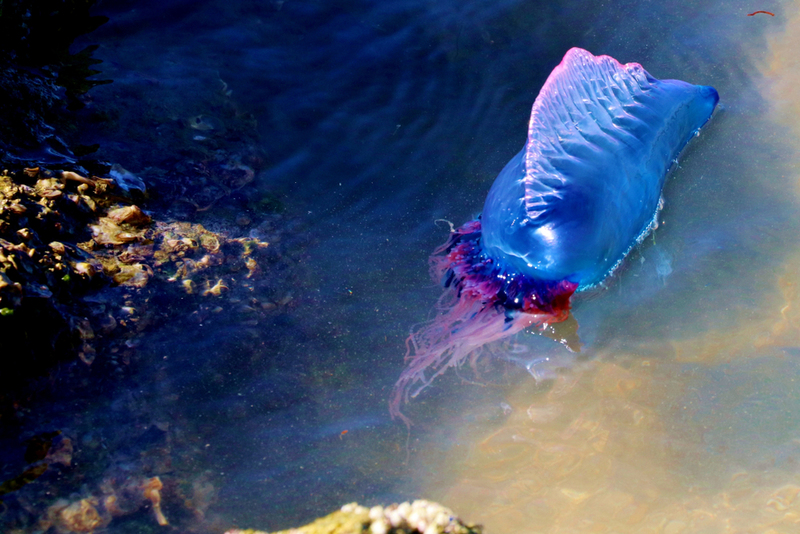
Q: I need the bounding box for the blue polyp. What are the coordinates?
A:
[481,48,719,290]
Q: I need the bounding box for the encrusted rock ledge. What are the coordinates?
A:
[0,164,281,386]
[225,500,483,534]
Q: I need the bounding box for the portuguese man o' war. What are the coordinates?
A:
[391,48,719,422]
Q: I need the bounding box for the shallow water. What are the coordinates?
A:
[5,0,800,532]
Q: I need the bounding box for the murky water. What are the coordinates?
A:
[5,0,800,532]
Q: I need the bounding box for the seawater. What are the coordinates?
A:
[27,0,800,531]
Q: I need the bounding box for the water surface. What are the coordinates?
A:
[7,0,800,532]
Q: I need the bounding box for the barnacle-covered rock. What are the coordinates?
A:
[226,500,483,534]
[0,8,306,533]
[106,205,151,226]
[42,498,106,534]
[90,215,146,246]
[0,161,281,403]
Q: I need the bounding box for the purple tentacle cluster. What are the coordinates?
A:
[433,219,577,319]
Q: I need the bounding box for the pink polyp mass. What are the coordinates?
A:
[390,48,719,422]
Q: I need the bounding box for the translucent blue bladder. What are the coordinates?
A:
[482,47,719,288]
[391,48,718,422]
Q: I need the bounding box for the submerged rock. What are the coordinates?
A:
[0,163,281,388]
[0,5,308,534]
[0,160,305,532]
[226,500,483,534]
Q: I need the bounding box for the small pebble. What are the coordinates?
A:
[408,511,420,526]
[397,502,411,518]
[387,510,403,527]
[368,506,384,521]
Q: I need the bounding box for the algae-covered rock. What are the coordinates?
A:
[0,163,281,389]
[0,5,311,534]
[225,500,483,534]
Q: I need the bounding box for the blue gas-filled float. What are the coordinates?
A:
[391,48,719,421]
